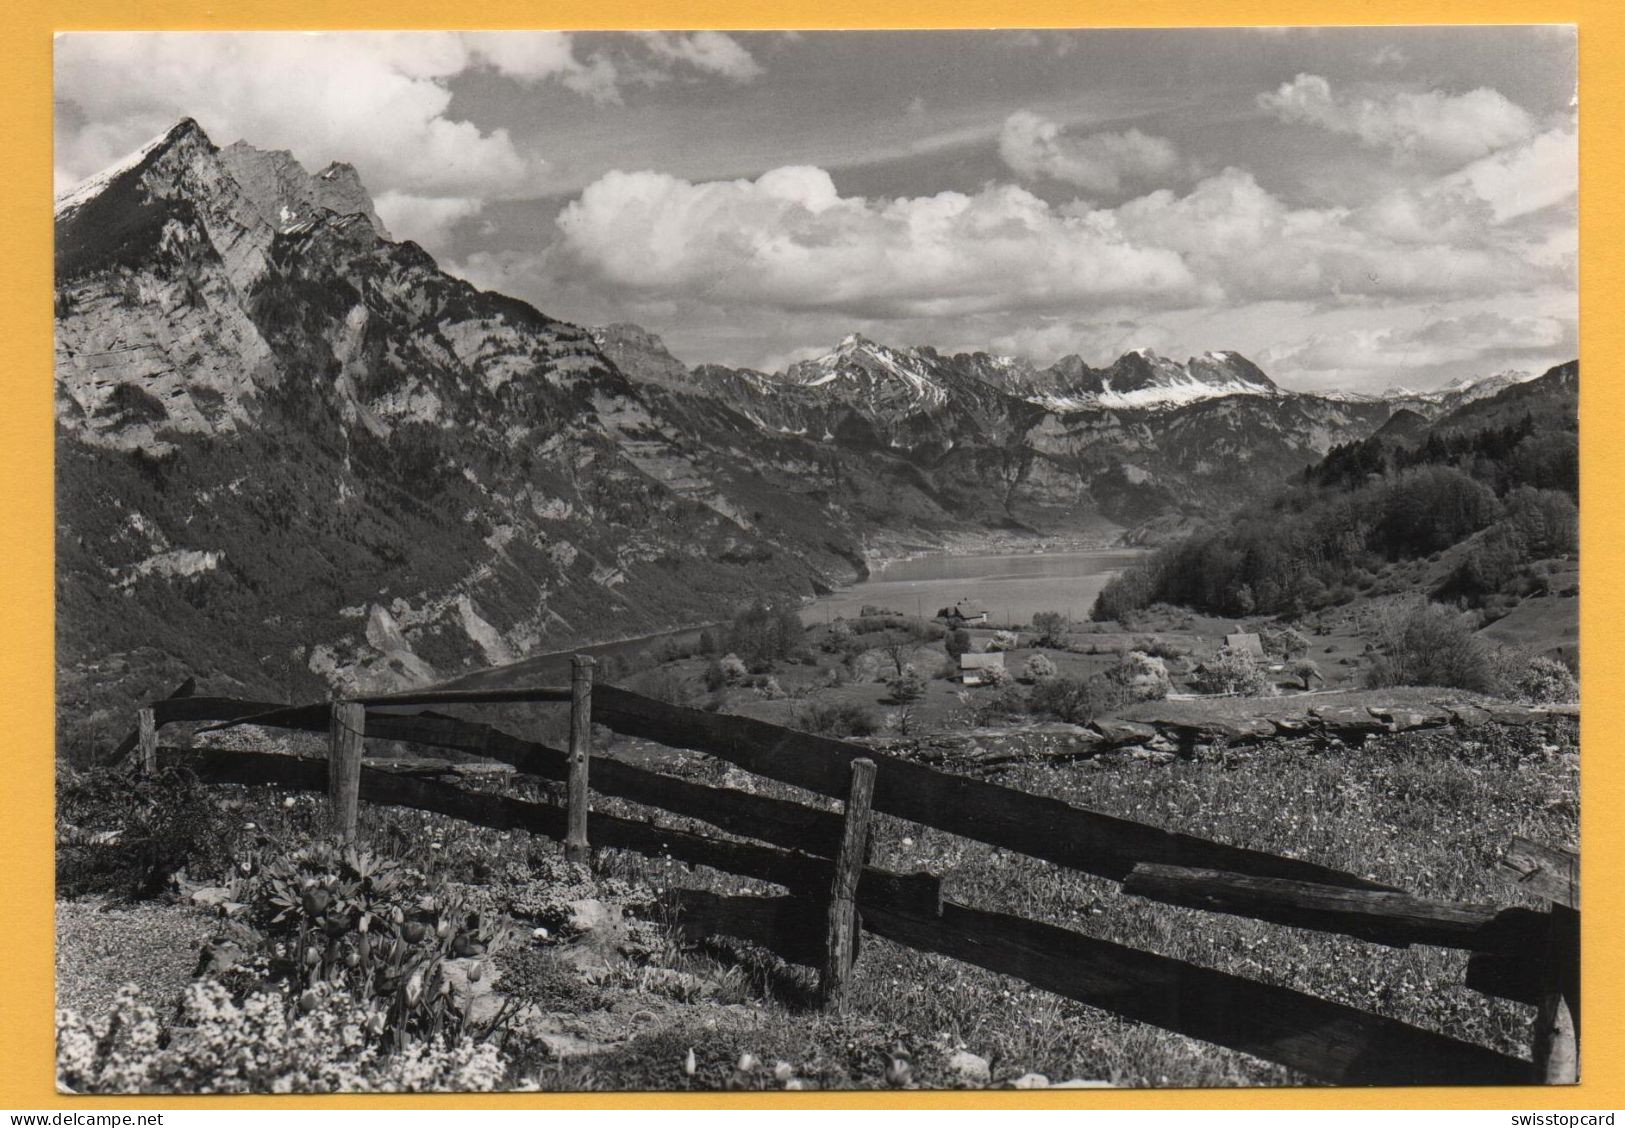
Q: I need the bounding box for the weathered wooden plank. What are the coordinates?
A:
[664,889,826,967]
[348,685,572,706]
[351,709,847,856]
[328,702,365,843]
[1500,838,1578,909]
[861,896,1531,1086]
[166,700,852,859]
[594,686,1392,891]
[1123,863,1546,953]
[823,759,877,1009]
[566,657,595,865]
[137,709,158,775]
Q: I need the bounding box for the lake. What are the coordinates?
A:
[440,547,1144,690]
[802,548,1146,629]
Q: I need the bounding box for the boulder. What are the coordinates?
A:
[1448,704,1491,727]
[1091,719,1158,746]
[947,1050,991,1086]
[1367,706,1451,732]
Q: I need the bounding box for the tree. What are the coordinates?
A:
[1290,658,1322,690]
[1514,656,1576,704]
[876,629,921,677]
[1021,653,1057,683]
[1032,611,1067,647]
[718,653,748,685]
[1363,602,1503,694]
[1115,651,1171,701]
[986,630,1019,652]
[945,628,972,660]
[889,663,927,703]
[1193,646,1267,696]
[1263,626,1310,661]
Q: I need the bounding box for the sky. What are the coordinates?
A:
[53,28,1578,393]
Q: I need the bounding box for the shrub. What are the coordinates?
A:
[1021,654,1057,683]
[1028,674,1124,725]
[1363,602,1505,694]
[1115,651,1171,701]
[792,701,878,738]
[972,683,1029,724]
[1261,626,1310,661]
[944,629,972,660]
[1131,636,1187,660]
[986,630,1019,652]
[981,663,1011,687]
[247,842,502,1050]
[1031,612,1067,647]
[56,766,235,899]
[57,982,510,1094]
[1514,656,1578,704]
[756,677,787,700]
[726,601,807,666]
[1192,646,1267,696]
[718,653,748,685]
[823,620,854,653]
[888,664,927,703]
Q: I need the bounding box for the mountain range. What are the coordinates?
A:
[51,119,1568,755]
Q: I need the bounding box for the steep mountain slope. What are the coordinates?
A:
[54,121,875,756]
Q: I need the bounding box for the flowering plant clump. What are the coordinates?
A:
[57,983,510,1094]
[248,842,506,1048]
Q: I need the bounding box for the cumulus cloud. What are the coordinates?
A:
[556,166,1199,318]
[634,32,764,83]
[553,159,1569,326]
[461,31,622,103]
[1257,73,1537,162]
[1088,167,1559,302]
[998,110,1181,193]
[53,30,768,199]
[1439,125,1578,222]
[373,192,485,255]
[54,33,544,200]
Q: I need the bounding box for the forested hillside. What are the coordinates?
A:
[1093,361,1578,623]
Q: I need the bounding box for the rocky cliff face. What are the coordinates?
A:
[54,121,875,756]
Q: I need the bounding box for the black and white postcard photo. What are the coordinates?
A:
[51,28,1578,1094]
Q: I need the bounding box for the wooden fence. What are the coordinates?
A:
[119,665,1579,1087]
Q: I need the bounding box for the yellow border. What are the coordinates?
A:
[3,0,1618,1111]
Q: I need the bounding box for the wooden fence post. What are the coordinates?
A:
[137,708,157,775]
[328,701,365,844]
[1534,904,1580,1083]
[566,656,595,866]
[822,757,877,1009]
[1499,836,1579,1083]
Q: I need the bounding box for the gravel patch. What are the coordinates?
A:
[56,899,218,1021]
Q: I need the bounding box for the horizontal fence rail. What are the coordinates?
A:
[121,674,1578,1087]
